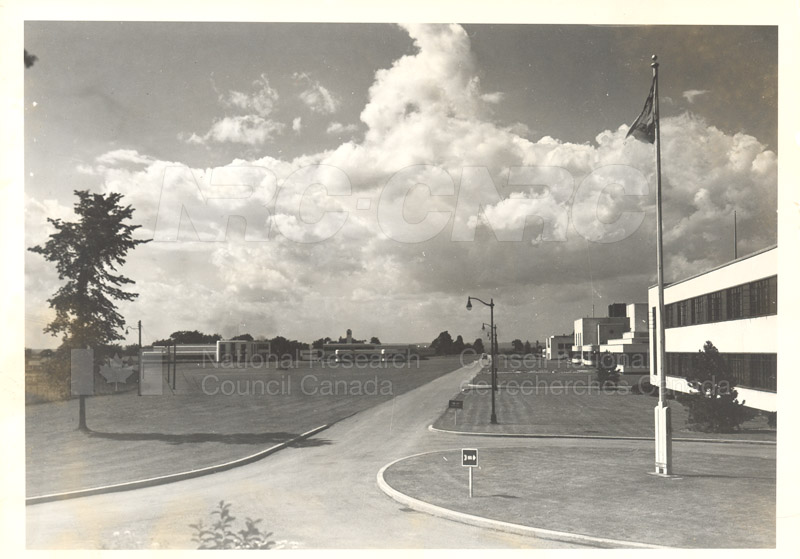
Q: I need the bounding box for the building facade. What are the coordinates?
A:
[598,303,650,373]
[572,315,630,367]
[546,335,573,360]
[648,245,777,412]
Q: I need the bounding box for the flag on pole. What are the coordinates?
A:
[626,76,656,143]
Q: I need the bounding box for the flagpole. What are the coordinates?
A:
[652,54,673,476]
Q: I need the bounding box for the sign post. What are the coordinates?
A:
[462,448,478,498]
[449,399,463,426]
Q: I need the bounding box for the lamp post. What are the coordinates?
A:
[126,320,142,395]
[467,296,497,424]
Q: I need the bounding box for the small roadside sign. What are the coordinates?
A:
[448,400,463,409]
[462,448,478,498]
[462,448,478,467]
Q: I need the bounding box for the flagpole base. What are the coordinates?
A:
[654,402,673,476]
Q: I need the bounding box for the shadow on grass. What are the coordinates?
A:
[85,429,333,447]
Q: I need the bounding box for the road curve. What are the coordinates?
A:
[27,361,592,549]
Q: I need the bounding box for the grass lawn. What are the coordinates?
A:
[433,365,775,441]
[26,356,471,496]
[384,444,776,548]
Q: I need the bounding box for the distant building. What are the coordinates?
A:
[572,303,650,370]
[648,245,777,412]
[216,340,270,363]
[322,330,412,361]
[598,303,650,373]
[546,334,573,360]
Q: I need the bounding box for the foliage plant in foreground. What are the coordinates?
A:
[676,341,757,433]
[190,501,275,550]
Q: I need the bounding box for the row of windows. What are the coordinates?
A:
[665,352,776,392]
[664,275,777,328]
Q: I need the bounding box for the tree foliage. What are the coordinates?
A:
[472,337,485,354]
[152,330,222,345]
[676,341,757,433]
[28,190,149,350]
[231,333,254,341]
[430,331,454,355]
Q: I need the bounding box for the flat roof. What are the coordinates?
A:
[648,244,777,290]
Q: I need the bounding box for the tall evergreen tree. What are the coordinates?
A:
[29,190,149,429]
[29,190,150,350]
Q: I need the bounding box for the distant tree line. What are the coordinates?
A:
[430,331,484,355]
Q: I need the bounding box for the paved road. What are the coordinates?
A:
[27,361,586,549]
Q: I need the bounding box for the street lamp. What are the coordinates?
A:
[467,296,497,424]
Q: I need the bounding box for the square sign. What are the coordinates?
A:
[449,399,463,409]
[462,448,478,467]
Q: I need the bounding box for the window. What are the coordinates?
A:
[691,295,707,325]
[665,351,776,392]
[709,290,725,322]
[665,276,776,328]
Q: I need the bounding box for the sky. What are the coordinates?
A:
[23,21,779,349]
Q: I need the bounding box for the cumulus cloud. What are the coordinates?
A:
[185,74,284,145]
[186,115,286,145]
[292,116,303,133]
[220,74,279,117]
[294,72,340,114]
[682,89,710,103]
[326,121,359,135]
[26,23,777,346]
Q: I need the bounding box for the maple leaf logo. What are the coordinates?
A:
[99,354,136,385]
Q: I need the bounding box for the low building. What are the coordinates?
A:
[215,340,271,363]
[648,245,777,412]
[546,334,573,360]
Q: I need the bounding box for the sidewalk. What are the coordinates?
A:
[381,441,775,548]
[433,371,776,442]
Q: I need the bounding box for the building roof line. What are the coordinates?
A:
[648,243,777,290]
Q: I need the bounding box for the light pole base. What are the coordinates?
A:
[490,413,497,424]
[654,402,673,476]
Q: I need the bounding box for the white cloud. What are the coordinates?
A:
[25,24,777,348]
[187,115,285,145]
[326,121,359,135]
[185,74,284,145]
[294,72,341,114]
[682,89,710,103]
[220,74,279,117]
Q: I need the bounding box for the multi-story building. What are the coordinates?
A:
[546,334,573,360]
[572,307,631,367]
[598,303,650,373]
[648,245,777,412]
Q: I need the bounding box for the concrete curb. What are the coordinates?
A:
[428,424,777,445]
[26,423,332,506]
[376,450,664,549]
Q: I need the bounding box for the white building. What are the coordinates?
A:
[598,303,650,373]
[546,334,573,360]
[572,315,630,367]
[648,245,777,412]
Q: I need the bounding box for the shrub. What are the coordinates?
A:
[190,501,275,550]
[676,341,757,433]
[594,352,620,388]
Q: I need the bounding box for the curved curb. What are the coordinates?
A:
[428,424,776,446]
[26,423,332,506]
[376,450,664,549]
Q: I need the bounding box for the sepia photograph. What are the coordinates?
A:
[4,0,798,554]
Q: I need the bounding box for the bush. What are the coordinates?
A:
[190,501,275,550]
[594,353,620,388]
[676,341,757,433]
